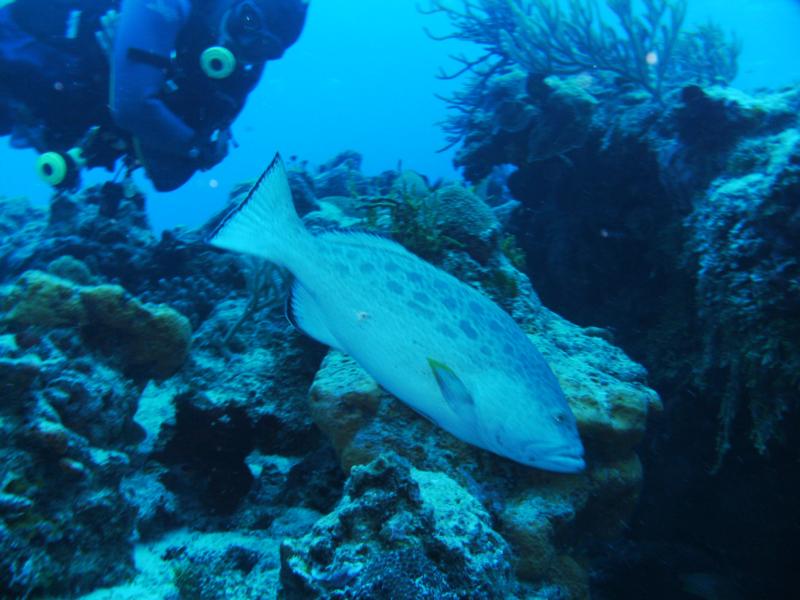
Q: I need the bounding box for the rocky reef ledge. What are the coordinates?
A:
[0,152,657,599]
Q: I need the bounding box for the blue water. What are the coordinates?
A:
[2,0,799,228]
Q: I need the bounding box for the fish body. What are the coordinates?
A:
[209,155,584,473]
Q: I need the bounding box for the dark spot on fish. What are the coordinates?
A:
[437,323,456,339]
[502,342,514,357]
[479,344,492,357]
[405,271,423,284]
[359,262,376,274]
[387,280,404,295]
[468,301,484,316]
[442,296,458,310]
[385,260,400,272]
[459,319,478,340]
[489,319,503,333]
[413,291,431,305]
[408,301,435,319]
[346,250,358,260]
[433,280,449,295]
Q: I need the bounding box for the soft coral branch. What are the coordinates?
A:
[422,0,739,148]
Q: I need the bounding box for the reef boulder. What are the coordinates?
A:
[433,184,501,262]
[1,270,192,379]
[280,453,513,599]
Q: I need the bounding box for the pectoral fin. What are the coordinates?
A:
[428,358,476,422]
[286,280,343,350]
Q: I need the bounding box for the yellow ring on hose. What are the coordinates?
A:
[36,152,68,186]
[200,46,236,79]
[67,146,87,168]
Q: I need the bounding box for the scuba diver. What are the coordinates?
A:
[0,0,309,191]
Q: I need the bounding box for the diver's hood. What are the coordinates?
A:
[225,0,309,62]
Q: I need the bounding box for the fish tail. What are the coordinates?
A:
[207,153,314,270]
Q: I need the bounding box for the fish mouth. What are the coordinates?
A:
[537,454,586,474]
[525,444,586,473]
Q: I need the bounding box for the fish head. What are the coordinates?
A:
[476,374,585,474]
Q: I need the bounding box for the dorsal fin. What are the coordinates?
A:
[317,230,413,258]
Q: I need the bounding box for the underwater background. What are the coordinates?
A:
[1,0,800,598]
[2,0,800,229]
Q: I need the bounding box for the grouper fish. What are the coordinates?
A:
[208,154,585,473]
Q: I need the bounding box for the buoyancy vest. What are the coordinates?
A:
[2,0,114,155]
[6,0,264,156]
[8,0,112,51]
[165,6,265,136]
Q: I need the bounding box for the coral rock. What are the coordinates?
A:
[391,170,431,199]
[280,454,513,599]
[46,255,95,286]
[433,184,501,261]
[528,313,662,459]
[79,283,192,379]
[2,271,191,379]
[1,270,85,329]
[0,354,41,402]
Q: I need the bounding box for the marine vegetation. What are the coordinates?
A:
[422,0,741,148]
[218,256,287,355]
[363,190,453,262]
[500,233,527,270]
[688,128,800,467]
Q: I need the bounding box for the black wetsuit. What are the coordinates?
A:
[0,0,308,190]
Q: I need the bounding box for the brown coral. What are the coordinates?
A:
[2,271,191,379]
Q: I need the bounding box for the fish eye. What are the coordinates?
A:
[553,413,566,425]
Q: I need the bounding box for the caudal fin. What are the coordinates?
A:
[207,154,311,268]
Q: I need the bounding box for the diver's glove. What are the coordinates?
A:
[190,129,231,170]
[95,10,120,61]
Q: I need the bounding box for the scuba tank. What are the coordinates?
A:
[8,0,113,48]
[5,0,123,189]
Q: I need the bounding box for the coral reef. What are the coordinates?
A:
[433,184,501,261]
[0,150,661,598]
[0,182,336,597]
[687,121,800,464]
[423,0,740,152]
[2,270,192,379]
[281,454,514,599]
[0,318,138,597]
[428,8,799,590]
[431,19,800,465]
[306,309,656,597]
